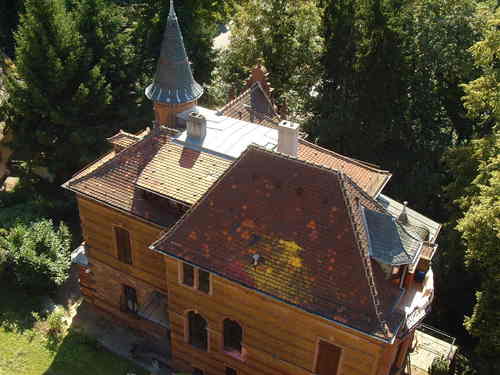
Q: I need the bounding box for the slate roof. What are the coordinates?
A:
[63,128,230,226]
[145,1,203,104]
[377,194,441,242]
[152,145,404,339]
[363,208,423,266]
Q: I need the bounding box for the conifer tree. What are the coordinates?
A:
[73,0,149,130]
[1,0,112,183]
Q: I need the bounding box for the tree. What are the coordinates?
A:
[455,5,500,371]
[461,3,499,135]
[0,0,24,57]
[307,0,408,180]
[456,131,500,373]
[73,0,149,130]
[211,0,324,116]
[308,0,480,217]
[0,0,146,183]
[0,219,72,292]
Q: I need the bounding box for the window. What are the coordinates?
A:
[183,263,195,287]
[316,340,341,375]
[188,312,208,351]
[223,319,242,354]
[198,269,210,293]
[122,285,138,314]
[181,262,211,293]
[226,367,237,375]
[115,227,132,264]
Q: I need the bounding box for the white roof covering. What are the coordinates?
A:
[174,106,278,159]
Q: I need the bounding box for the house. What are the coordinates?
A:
[63,2,440,374]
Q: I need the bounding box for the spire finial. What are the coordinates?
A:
[169,0,176,19]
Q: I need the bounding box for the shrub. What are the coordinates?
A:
[46,306,67,337]
[0,219,72,292]
[429,356,450,375]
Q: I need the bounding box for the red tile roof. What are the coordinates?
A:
[219,82,280,129]
[106,130,143,150]
[63,128,230,227]
[298,139,391,196]
[220,84,391,197]
[152,145,403,339]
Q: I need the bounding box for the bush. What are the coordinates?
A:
[0,219,72,292]
[429,356,450,375]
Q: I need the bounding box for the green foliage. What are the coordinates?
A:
[1,0,148,184]
[452,6,500,370]
[429,357,450,375]
[0,0,24,57]
[456,131,500,372]
[308,0,479,214]
[212,0,324,115]
[0,219,72,292]
[461,4,500,134]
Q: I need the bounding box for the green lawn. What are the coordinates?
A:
[0,279,148,375]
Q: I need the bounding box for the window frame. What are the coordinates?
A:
[114,225,132,265]
[222,318,246,361]
[179,261,212,295]
[186,310,209,352]
[122,285,138,314]
[313,337,344,375]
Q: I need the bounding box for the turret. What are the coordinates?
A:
[145,0,203,127]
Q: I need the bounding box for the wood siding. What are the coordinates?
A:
[77,196,167,289]
[165,257,391,375]
[76,195,409,375]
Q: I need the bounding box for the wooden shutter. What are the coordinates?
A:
[115,227,132,264]
[316,340,341,375]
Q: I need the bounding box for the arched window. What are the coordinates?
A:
[188,312,208,351]
[223,319,242,354]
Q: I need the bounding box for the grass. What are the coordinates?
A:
[0,278,148,375]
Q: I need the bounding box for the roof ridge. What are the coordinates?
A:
[106,130,142,142]
[338,173,388,336]
[218,86,253,114]
[298,138,391,174]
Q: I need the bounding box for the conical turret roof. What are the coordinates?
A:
[146,0,203,104]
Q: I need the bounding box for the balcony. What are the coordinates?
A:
[398,268,434,333]
[408,324,457,375]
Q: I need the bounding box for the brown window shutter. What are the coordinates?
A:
[116,227,132,264]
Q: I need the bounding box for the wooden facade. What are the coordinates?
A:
[76,194,415,375]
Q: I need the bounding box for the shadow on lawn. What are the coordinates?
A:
[42,325,146,375]
[0,275,43,335]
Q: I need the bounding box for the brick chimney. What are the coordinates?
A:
[187,112,207,140]
[277,120,299,156]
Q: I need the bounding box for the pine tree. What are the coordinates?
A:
[307,0,407,162]
[1,0,112,183]
[73,0,149,130]
[0,0,24,57]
